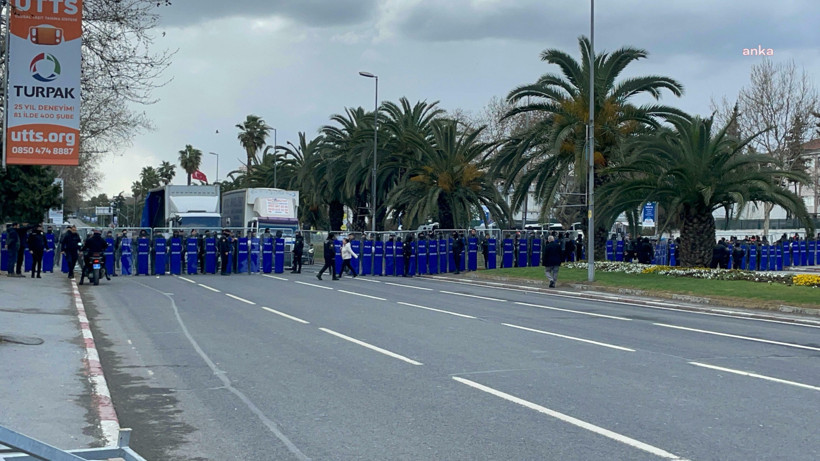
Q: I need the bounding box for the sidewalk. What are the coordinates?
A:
[0,271,102,451]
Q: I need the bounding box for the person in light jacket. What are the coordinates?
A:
[340,237,358,278]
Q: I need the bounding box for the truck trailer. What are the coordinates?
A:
[141,184,221,230]
[220,188,299,232]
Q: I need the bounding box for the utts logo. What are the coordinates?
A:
[30,53,60,82]
[13,0,80,15]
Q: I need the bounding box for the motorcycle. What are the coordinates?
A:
[81,252,105,286]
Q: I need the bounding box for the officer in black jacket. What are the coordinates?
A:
[291,231,304,274]
[27,224,47,278]
[316,233,338,281]
[80,229,109,285]
[218,229,232,275]
[60,225,82,279]
[452,231,464,274]
[5,223,20,277]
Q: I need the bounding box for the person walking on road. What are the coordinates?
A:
[218,229,232,276]
[340,237,358,278]
[542,234,562,288]
[27,224,46,278]
[291,231,304,274]
[60,225,82,279]
[402,233,415,277]
[317,233,338,281]
[451,231,464,274]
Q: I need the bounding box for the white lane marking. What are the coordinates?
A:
[503,323,635,352]
[178,276,196,284]
[337,289,386,301]
[198,284,220,293]
[263,274,289,281]
[654,323,820,352]
[354,277,381,283]
[453,377,687,460]
[295,281,333,290]
[397,302,476,319]
[440,290,506,302]
[226,293,256,305]
[689,362,820,392]
[319,328,422,365]
[261,306,309,324]
[516,302,631,321]
[385,282,433,291]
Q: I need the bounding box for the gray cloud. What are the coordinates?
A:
[158,0,378,28]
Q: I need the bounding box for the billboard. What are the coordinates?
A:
[4,0,82,165]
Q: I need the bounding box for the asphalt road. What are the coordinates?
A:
[79,268,820,460]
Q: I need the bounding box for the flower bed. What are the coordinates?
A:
[564,261,818,287]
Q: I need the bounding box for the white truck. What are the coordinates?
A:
[141,184,221,230]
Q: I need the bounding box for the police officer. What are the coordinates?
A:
[5,223,21,277]
[291,231,304,274]
[60,225,82,279]
[316,232,338,281]
[402,233,415,277]
[218,229,232,275]
[80,228,109,285]
[27,224,46,278]
[452,231,464,274]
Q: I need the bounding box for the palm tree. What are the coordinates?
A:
[599,114,813,267]
[494,36,685,254]
[158,161,176,185]
[236,114,271,180]
[178,144,203,185]
[386,120,510,230]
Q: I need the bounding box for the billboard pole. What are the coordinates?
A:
[2,1,10,169]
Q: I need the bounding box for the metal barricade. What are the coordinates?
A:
[0,426,145,460]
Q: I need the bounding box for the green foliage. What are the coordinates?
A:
[0,166,62,223]
[178,144,202,185]
[236,114,271,180]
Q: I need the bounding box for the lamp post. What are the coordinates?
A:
[587,0,596,282]
[359,71,378,235]
[272,128,278,188]
[208,152,219,183]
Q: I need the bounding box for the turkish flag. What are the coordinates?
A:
[192,170,208,182]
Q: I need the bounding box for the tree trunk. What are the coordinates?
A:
[187,173,191,186]
[679,206,716,267]
[329,200,344,231]
[437,194,455,230]
[762,202,774,241]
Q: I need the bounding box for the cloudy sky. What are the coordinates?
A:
[96,0,820,195]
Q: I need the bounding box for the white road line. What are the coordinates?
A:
[198,283,220,293]
[178,276,196,284]
[440,290,506,302]
[319,328,422,365]
[453,377,687,460]
[226,293,256,305]
[689,362,820,392]
[515,302,631,321]
[397,302,476,319]
[337,290,386,301]
[263,274,289,281]
[385,282,433,291]
[261,307,310,324]
[354,277,381,283]
[503,323,635,352]
[295,281,333,290]
[654,323,820,352]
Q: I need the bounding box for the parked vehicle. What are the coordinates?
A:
[141,185,221,230]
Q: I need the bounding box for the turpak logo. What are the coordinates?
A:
[30,53,61,82]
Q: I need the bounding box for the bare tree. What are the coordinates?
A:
[712,59,819,236]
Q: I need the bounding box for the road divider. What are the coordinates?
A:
[319,328,422,365]
[338,290,386,301]
[689,362,820,392]
[440,290,505,302]
[261,306,310,324]
[503,323,635,352]
[654,323,820,352]
[198,283,220,293]
[397,302,476,319]
[515,302,631,321]
[226,293,256,305]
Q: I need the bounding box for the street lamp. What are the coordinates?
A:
[208,152,219,183]
[272,127,278,188]
[587,0,596,282]
[359,71,378,235]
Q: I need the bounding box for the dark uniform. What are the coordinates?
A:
[218,231,232,275]
[403,234,415,277]
[80,230,109,284]
[452,232,464,274]
[5,224,20,276]
[316,233,338,280]
[60,227,82,278]
[27,226,46,278]
[291,232,304,273]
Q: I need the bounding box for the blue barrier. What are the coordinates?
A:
[488,239,497,269]
[362,240,373,275]
[530,238,541,267]
[374,240,384,276]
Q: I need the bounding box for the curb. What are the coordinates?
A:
[71,279,120,446]
[435,273,820,326]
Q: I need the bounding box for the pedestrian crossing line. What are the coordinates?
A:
[295,281,333,290]
[654,323,820,352]
[440,290,505,302]
[397,302,476,319]
[198,284,220,293]
[262,274,288,281]
[320,328,422,365]
[453,377,687,460]
[503,323,635,352]
[385,282,433,291]
[261,307,310,324]
[515,302,631,321]
[338,290,386,301]
[689,362,820,392]
[226,293,256,305]
[178,276,197,284]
